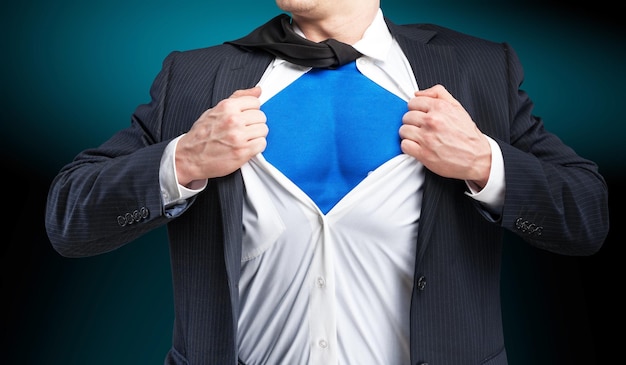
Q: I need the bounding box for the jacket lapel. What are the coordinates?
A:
[213,50,273,335]
[211,50,274,104]
[386,20,462,95]
[212,48,272,293]
[217,171,244,336]
[386,20,460,265]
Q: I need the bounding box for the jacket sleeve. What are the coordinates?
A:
[45,53,181,258]
[497,43,609,255]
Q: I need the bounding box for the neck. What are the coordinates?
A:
[291,7,379,44]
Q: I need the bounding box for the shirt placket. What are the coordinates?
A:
[308,213,338,364]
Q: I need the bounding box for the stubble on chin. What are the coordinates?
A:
[274,0,318,14]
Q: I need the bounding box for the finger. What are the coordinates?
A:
[230,86,262,98]
[400,138,422,159]
[401,110,427,127]
[221,88,262,112]
[241,109,267,127]
[245,121,269,141]
[414,84,460,106]
[407,97,432,113]
[398,123,424,148]
[413,84,447,98]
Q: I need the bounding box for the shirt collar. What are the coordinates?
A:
[352,8,393,63]
[271,8,392,68]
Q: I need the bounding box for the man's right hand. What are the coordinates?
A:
[175,86,267,187]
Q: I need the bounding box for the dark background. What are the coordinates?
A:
[2,1,624,364]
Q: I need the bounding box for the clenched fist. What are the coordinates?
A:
[175,86,268,187]
[399,84,492,189]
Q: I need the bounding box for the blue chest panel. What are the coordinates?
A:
[261,61,407,213]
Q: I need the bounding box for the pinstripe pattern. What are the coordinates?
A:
[45,17,609,365]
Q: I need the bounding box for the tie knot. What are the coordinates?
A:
[322,38,363,69]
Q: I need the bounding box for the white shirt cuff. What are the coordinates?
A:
[464,136,505,213]
[159,134,207,208]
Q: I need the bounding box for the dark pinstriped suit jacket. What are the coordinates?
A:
[45,17,609,365]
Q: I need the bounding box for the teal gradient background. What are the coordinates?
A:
[2,1,624,364]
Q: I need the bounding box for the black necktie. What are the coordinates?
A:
[225,14,363,69]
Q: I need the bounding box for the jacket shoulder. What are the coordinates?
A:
[388,19,504,49]
[162,43,254,65]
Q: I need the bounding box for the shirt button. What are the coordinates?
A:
[318,339,328,349]
[316,276,326,288]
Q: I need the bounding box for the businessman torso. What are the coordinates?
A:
[152,20,515,365]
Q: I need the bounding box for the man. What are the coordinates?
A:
[45,0,610,364]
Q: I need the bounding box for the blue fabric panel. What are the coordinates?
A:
[262,61,407,213]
